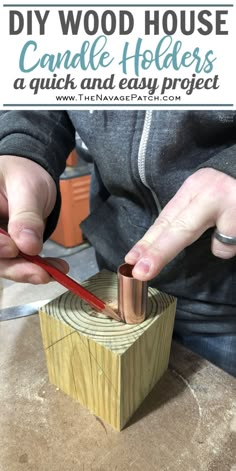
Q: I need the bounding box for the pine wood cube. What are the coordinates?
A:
[39,270,176,430]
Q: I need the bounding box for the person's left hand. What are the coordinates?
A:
[125,168,236,281]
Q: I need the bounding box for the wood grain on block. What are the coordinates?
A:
[39,270,176,430]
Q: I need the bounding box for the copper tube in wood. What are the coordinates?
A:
[118,263,147,324]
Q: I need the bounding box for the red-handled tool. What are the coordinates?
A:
[0,228,120,321]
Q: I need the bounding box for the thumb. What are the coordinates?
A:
[5,158,57,255]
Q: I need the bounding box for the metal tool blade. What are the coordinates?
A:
[0,300,51,322]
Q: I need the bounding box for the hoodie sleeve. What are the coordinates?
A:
[0,111,75,238]
[196,112,236,179]
[198,144,236,179]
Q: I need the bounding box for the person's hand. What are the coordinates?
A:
[0,155,68,283]
[125,168,236,281]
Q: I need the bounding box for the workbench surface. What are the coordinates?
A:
[0,311,235,471]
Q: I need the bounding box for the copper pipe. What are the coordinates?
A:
[118,263,147,324]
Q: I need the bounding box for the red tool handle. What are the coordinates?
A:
[20,252,105,312]
[0,228,105,312]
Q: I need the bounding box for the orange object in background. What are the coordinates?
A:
[50,171,91,247]
[66,150,78,167]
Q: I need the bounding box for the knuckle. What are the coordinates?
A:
[172,217,196,236]
[135,238,151,249]
[155,215,172,230]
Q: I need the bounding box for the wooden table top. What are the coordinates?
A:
[0,313,235,471]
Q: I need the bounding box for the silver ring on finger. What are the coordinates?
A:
[214,229,236,245]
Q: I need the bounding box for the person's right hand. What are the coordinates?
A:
[0,155,69,283]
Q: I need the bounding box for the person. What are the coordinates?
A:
[0,110,235,376]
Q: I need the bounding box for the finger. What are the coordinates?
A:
[0,156,57,256]
[6,178,55,256]
[129,194,216,281]
[7,187,45,255]
[212,208,236,259]
[0,233,19,258]
[126,193,194,264]
[0,257,69,284]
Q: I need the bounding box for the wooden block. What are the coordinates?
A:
[39,270,176,430]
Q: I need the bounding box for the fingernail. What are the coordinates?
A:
[133,259,151,276]
[19,229,41,241]
[126,248,141,263]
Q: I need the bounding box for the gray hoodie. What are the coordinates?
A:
[0,110,235,334]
